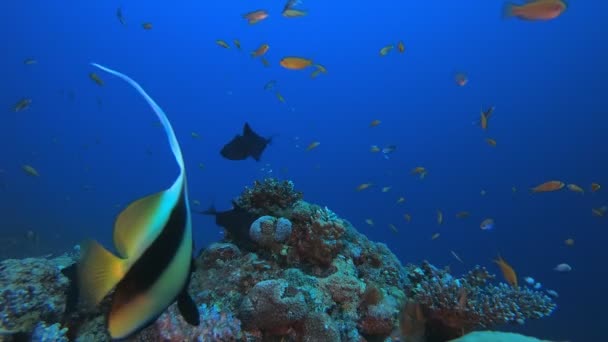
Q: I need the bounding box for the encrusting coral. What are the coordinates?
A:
[0,178,557,341]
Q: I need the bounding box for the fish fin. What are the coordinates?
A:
[177,288,200,326]
[113,191,166,258]
[502,2,516,18]
[77,240,127,306]
[243,122,254,136]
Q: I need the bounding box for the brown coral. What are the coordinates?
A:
[236,178,303,216]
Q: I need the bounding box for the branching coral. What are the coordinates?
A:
[236,178,303,216]
[404,262,557,340]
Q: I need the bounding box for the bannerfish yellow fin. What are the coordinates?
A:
[112,190,167,259]
[78,240,127,306]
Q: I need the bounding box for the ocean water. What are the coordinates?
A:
[1,1,607,340]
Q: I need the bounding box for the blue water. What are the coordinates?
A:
[2,1,607,340]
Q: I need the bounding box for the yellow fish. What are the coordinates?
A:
[77,63,199,339]
[306,141,320,151]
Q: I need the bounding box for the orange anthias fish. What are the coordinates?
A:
[531,180,565,193]
[280,57,313,70]
[494,255,518,288]
[397,41,405,53]
[243,10,269,24]
[251,43,269,57]
[591,183,601,192]
[455,72,468,86]
[480,106,495,130]
[504,0,567,21]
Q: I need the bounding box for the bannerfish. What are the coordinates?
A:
[77,63,200,339]
[220,123,272,161]
[197,202,258,249]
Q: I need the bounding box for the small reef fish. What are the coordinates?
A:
[276,92,285,103]
[546,289,559,298]
[431,233,440,240]
[553,263,572,272]
[311,64,327,79]
[404,213,411,223]
[456,211,470,219]
[280,57,314,70]
[437,210,443,225]
[89,72,104,86]
[220,123,271,161]
[22,165,39,177]
[370,119,381,127]
[78,63,200,339]
[397,41,405,53]
[14,98,32,112]
[524,277,535,285]
[216,40,230,48]
[251,43,269,57]
[451,250,464,264]
[592,207,607,217]
[370,145,381,153]
[396,197,405,204]
[243,10,269,24]
[480,189,487,196]
[480,218,495,230]
[564,238,574,246]
[381,186,391,193]
[260,58,270,67]
[531,180,565,193]
[191,132,200,139]
[504,0,567,21]
[411,167,427,179]
[356,183,372,191]
[454,72,468,86]
[306,141,320,151]
[264,80,277,91]
[283,9,307,17]
[365,219,374,226]
[116,7,126,26]
[486,138,497,147]
[142,22,153,30]
[591,182,601,192]
[388,224,398,234]
[379,45,394,56]
[233,39,241,49]
[566,183,584,194]
[198,163,205,170]
[381,145,396,159]
[494,255,518,287]
[23,58,37,65]
[480,106,494,130]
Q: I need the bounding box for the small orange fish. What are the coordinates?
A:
[356,183,372,191]
[504,0,566,21]
[142,22,153,30]
[486,138,497,147]
[280,57,313,70]
[480,106,495,130]
[564,238,574,246]
[251,43,269,57]
[455,72,468,86]
[531,180,565,193]
[494,255,518,287]
[243,10,269,24]
[567,184,584,194]
[397,41,405,53]
[591,183,601,192]
[306,141,320,151]
[411,167,426,175]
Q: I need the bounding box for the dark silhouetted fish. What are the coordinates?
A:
[197,202,258,249]
[220,123,271,161]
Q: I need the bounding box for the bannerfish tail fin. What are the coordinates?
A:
[90,63,185,175]
[177,288,200,326]
[78,240,127,307]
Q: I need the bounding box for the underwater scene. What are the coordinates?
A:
[1,0,606,341]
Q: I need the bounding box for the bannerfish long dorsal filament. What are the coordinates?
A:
[77,63,199,339]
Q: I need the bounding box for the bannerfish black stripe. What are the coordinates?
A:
[111,187,188,313]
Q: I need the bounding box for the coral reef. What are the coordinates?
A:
[0,258,69,334]
[30,322,69,342]
[404,262,557,341]
[0,179,557,342]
